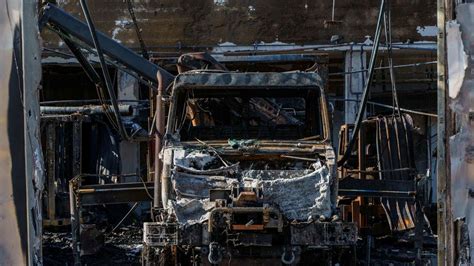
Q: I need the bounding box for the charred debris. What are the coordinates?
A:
[38,2,437,265]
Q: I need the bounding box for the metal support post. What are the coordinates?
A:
[437,0,454,264]
[46,123,56,222]
[69,179,81,265]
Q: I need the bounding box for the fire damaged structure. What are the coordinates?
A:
[39,4,361,264]
[4,0,463,265]
[34,1,439,264]
[338,115,432,263]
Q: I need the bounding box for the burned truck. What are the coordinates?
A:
[144,71,357,265]
[37,4,355,264]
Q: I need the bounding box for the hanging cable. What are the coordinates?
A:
[383,0,401,118]
[79,0,129,140]
[55,30,121,133]
[383,0,413,169]
[328,61,436,76]
[109,202,139,233]
[329,98,437,118]
[337,0,386,167]
[126,0,149,59]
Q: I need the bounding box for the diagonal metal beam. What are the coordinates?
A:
[79,0,128,139]
[39,3,174,88]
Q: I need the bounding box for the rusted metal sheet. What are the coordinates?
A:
[42,116,85,226]
[172,72,324,91]
[338,114,422,232]
[376,115,417,231]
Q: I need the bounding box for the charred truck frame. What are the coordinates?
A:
[39,4,357,264]
[144,72,357,264]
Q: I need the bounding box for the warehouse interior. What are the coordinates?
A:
[0,0,472,265]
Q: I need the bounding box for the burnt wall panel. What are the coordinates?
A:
[42,0,436,48]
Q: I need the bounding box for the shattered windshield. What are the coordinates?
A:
[176,94,323,141]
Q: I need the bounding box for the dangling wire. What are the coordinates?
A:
[337,0,386,167]
[383,0,401,118]
[80,0,129,140]
[384,0,409,170]
[126,0,149,60]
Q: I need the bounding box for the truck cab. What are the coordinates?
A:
[143,71,357,265]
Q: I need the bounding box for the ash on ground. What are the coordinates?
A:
[43,225,143,265]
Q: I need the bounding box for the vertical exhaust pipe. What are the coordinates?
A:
[153,73,165,209]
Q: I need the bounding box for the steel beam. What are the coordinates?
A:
[437,0,454,264]
[40,105,133,115]
[40,3,174,87]
[77,182,154,205]
[338,177,415,199]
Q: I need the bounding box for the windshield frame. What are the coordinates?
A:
[165,72,331,144]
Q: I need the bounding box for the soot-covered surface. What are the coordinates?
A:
[43,226,143,265]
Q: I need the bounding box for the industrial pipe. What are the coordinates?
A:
[154,72,166,209]
[40,104,133,115]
